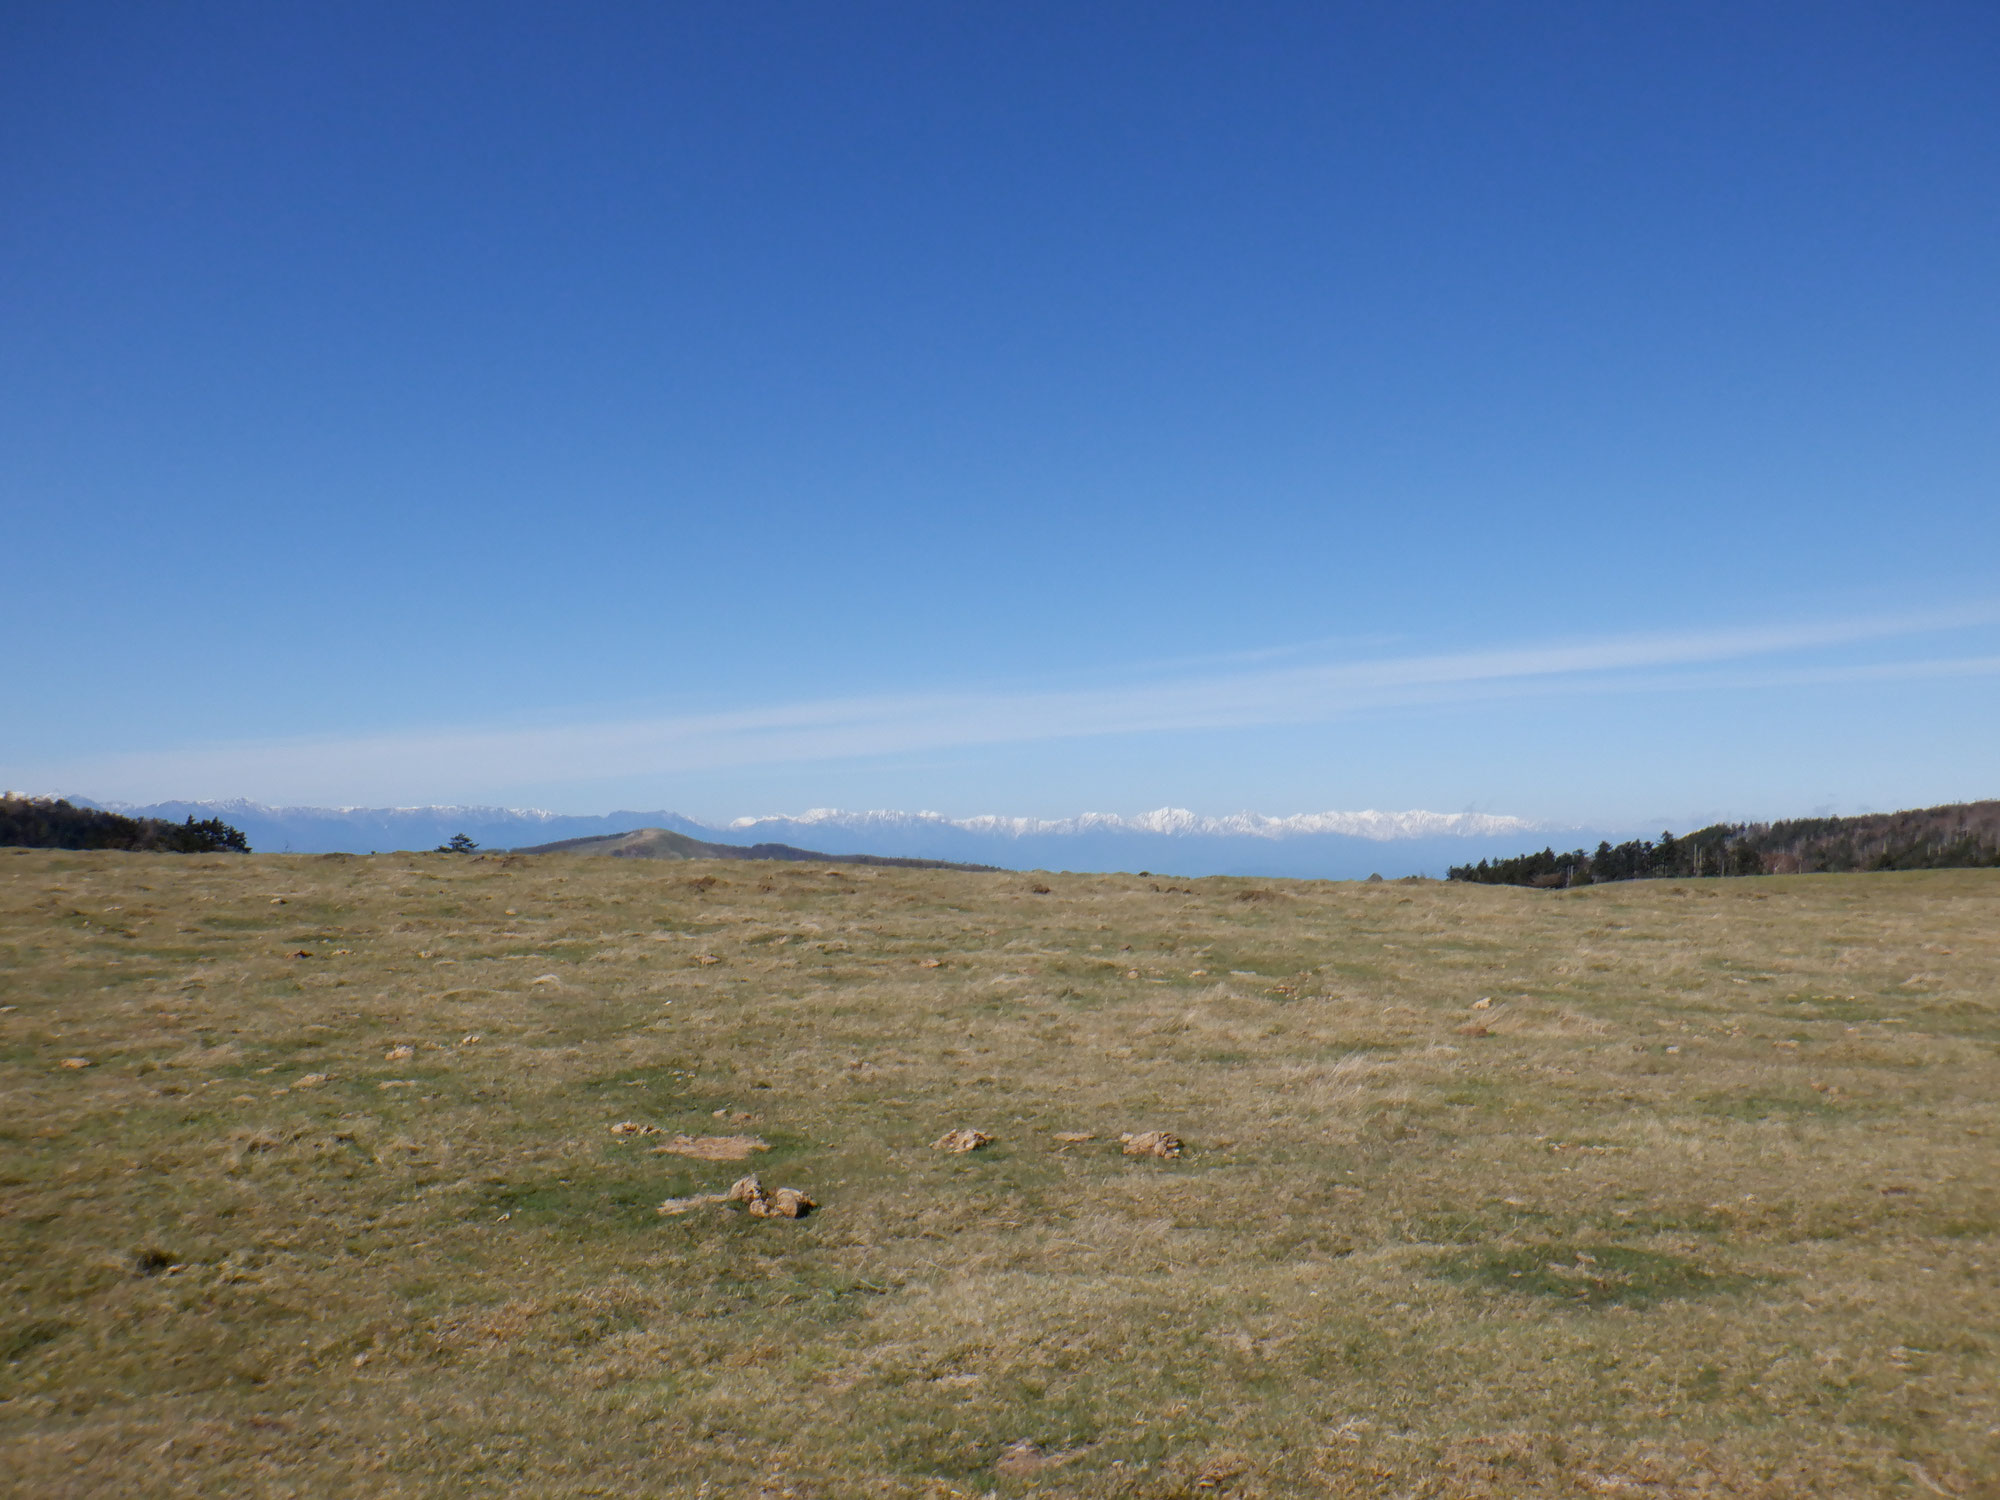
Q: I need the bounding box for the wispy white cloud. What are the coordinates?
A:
[14,604,1999,804]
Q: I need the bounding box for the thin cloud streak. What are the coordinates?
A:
[19,606,2000,803]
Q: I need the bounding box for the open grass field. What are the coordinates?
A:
[2,849,1996,1497]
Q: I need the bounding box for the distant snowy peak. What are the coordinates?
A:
[102,798,569,824]
[71,796,1554,872]
[727,806,1536,843]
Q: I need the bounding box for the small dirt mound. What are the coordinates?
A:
[609,1120,661,1138]
[932,1128,993,1153]
[1120,1130,1183,1159]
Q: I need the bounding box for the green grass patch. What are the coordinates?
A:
[1695,1089,1843,1121]
[1433,1242,1750,1308]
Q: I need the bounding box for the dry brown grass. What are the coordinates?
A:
[2,849,1996,1496]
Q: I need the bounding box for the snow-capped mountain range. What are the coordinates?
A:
[76,798,1568,878]
[727,806,1533,841]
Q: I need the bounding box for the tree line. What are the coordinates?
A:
[1450,799,2000,887]
[0,796,251,853]
[1449,825,1760,887]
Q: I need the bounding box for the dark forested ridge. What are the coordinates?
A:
[1451,800,2000,887]
[0,796,250,853]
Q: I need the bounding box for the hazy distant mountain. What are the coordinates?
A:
[515,825,995,871]
[88,799,704,856]
[89,799,1573,878]
[711,806,1558,879]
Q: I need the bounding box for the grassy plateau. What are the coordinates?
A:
[1,850,1995,1497]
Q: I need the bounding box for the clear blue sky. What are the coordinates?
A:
[5,2,1996,829]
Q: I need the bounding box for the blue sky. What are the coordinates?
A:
[4,2,1996,830]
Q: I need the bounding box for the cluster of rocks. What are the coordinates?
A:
[931,1127,1184,1158]
[657,1173,814,1219]
[639,1120,1185,1226]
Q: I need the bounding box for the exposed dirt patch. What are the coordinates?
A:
[657,1192,727,1215]
[995,1439,1050,1476]
[652,1134,770,1161]
[994,1438,1090,1476]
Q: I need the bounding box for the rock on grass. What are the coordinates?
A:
[932,1127,994,1153]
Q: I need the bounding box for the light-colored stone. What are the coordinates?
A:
[932,1128,993,1153]
[1120,1130,1183,1159]
[751,1186,815,1219]
[720,1174,815,1219]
